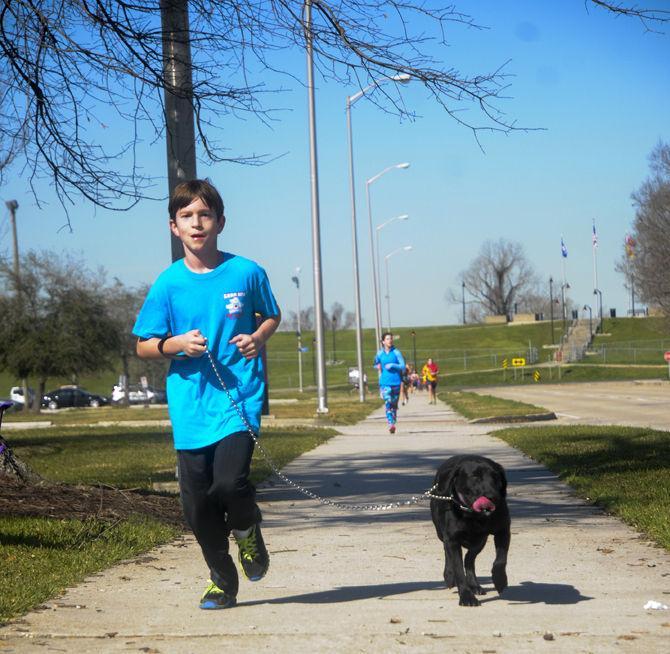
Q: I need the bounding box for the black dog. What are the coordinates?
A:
[430,455,510,607]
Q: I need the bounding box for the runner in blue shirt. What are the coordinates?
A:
[373,332,406,434]
[133,179,281,611]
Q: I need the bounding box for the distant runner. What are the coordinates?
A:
[373,332,406,434]
[422,357,439,404]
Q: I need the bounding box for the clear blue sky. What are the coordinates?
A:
[1,1,668,329]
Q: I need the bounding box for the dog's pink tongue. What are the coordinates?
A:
[472,496,495,513]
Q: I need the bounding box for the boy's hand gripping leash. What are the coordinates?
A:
[204,349,462,513]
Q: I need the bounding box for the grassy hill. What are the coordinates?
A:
[586,316,670,365]
[2,317,667,401]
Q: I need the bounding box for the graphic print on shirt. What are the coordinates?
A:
[224,291,246,318]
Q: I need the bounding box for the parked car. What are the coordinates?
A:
[9,386,35,407]
[111,384,167,405]
[41,386,109,410]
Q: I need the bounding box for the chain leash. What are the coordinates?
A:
[205,349,457,512]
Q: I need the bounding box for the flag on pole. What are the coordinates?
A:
[625,233,635,258]
[592,221,598,250]
[561,236,568,258]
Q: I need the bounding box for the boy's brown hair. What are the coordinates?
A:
[168,179,224,221]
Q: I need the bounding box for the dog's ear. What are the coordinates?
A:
[437,461,458,494]
[492,461,507,497]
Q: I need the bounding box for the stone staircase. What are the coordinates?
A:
[557,318,600,363]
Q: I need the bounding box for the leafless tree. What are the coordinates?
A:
[628,141,670,316]
[588,1,669,27]
[1,1,666,216]
[456,239,540,320]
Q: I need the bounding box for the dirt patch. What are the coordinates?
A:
[0,475,187,528]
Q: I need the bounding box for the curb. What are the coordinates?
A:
[469,411,557,424]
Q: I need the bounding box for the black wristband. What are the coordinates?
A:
[157,337,169,356]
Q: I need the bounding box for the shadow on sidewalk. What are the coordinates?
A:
[239,580,444,606]
[500,581,592,605]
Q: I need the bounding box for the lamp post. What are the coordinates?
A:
[291,268,303,393]
[410,329,417,371]
[461,281,466,325]
[331,316,337,363]
[384,245,413,331]
[304,0,327,413]
[376,213,409,302]
[593,288,603,330]
[367,162,410,345]
[583,304,593,342]
[549,276,555,345]
[346,73,410,402]
[561,282,570,333]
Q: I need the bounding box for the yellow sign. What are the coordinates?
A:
[512,357,526,367]
[533,370,541,382]
[502,358,508,369]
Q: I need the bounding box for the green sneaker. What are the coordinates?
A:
[199,580,236,610]
[234,524,269,582]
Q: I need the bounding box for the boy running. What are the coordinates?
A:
[133,179,281,610]
[373,332,406,433]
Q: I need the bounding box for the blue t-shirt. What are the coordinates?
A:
[373,347,406,387]
[132,253,280,450]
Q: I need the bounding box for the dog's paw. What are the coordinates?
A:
[471,583,486,596]
[458,589,481,607]
[492,566,508,593]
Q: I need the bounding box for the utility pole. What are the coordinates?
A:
[160,0,197,263]
[6,200,30,412]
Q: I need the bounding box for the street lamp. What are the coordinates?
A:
[593,288,603,331]
[331,315,337,363]
[461,281,466,325]
[376,213,409,302]
[410,329,417,371]
[561,282,570,333]
[367,162,411,345]
[583,304,593,342]
[384,245,413,331]
[291,268,303,393]
[346,73,410,402]
[305,0,327,413]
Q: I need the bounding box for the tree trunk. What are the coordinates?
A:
[122,353,131,408]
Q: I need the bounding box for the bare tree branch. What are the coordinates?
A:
[0,1,666,210]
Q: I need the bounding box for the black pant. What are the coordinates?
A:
[177,431,261,596]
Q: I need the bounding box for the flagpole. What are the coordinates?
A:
[561,235,567,286]
[592,220,598,292]
[560,235,568,331]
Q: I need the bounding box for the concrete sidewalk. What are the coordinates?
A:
[1,393,669,653]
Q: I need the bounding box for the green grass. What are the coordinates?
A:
[496,425,670,550]
[4,404,169,425]
[443,390,547,420]
[589,317,670,365]
[0,422,341,624]
[0,516,178,624]
[443,363,668,388]
[269,389,382,425]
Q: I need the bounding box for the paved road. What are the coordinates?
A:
[469,380,670,431]
[1,393,669,653]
